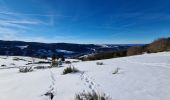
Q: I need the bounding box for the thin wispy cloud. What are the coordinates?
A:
[0,0,169,44]
[0,33,80,43]
[0,20,41,25]
[0,5,58,41]
[0,9,79,43]
[0,21,28,29]
[0,11,72,17]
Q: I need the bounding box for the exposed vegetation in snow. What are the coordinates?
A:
[0,52,170,100]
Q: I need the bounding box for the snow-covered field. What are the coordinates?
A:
[0,52,170,100]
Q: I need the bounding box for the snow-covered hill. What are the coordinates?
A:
[0,40,135,58]
[0,52,170,100]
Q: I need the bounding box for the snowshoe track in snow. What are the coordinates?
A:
[80,72,102,94]
[42,70,56,100]
[80,72,111,99]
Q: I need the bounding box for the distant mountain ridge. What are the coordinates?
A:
[0,40,143,58]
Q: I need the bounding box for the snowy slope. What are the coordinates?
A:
[0,56,49,69]
[0,52,170,100]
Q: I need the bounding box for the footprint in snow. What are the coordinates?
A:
[89,85,92,89]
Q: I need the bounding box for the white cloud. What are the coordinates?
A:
[0,11,71,17]
[0,20,41,24]
[0,9,74,43]
[0,9,55,41]
[0,1,80,43]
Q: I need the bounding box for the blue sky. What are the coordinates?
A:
[0,0,170,44]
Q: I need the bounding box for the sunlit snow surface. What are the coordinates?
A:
[0,52,170,100]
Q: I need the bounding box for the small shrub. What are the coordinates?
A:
[10,63,15,65]
[35,61,51,64]
[13,57,20,61]
[72,61,79,63]
[63,66,79,75]
[13,57,26,61]
[19,66,33,73]
[34,66,50,69]
[112,67,120,74]
[96,62,104,65]
[75,91,111,100]
[65,61,71,64]
[52,54,57,61]
[1,64,6,67]
[51,61,59,67]
[26,63,33,65]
